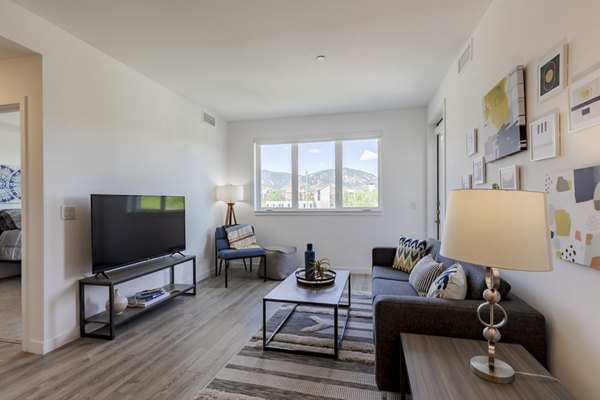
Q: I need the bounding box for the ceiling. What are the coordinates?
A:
[11,0,491,121]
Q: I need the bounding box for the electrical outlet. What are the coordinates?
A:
[61,205,76,220]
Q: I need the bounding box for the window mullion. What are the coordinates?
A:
[335,140,343,209]
[292,143,299,209]
[255,143,262,209]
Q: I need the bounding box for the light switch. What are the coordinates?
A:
[61,205,76,220]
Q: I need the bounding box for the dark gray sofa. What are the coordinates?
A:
[372,238,547,395]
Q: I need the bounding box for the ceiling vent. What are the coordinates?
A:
[458,38,473,75]
[203,112,216,127]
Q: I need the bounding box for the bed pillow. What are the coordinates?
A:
[427,263,467,300]
[408,255,446,296]
[225,224,260,249]
[393,235,427,273]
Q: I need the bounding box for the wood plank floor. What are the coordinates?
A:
[0,269,372,400]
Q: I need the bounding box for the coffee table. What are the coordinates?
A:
[262,269,351,359]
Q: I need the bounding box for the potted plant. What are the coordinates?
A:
[310,258,331,279]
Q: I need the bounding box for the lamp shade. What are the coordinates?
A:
[440,189,552,272]
[216,184,244,202]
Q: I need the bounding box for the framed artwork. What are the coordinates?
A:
[546,165,600,269]
[0,164,21,203]
[530,111,560,161]
[569,65,600,132]
[461,174,472,189]
[482,65,527,162]
[473,157,485,185]
[537,43,568,102]
[466,129,477,156]
[498,165,520,190]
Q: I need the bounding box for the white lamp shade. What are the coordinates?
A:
[216,184,244,202]
[440,189,552,272]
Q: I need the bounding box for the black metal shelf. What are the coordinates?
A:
[79,255,196,340]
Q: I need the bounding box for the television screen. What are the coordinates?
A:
[91,194,186,274]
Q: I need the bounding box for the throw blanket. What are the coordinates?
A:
[0,209,22,261]
[225,224,260,249]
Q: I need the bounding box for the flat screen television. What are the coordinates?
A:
[91,194,186,275]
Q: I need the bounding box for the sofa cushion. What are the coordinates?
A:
[373,278,419,298]
[372,265,410,282]
[427,263,467,300]
[408,255,446,296]
[393,236,427,273]
[426,237,511,300]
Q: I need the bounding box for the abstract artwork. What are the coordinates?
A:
[530,111,560,161]
[482,66,527,162]
[461,174,472,189]
[547,165,600,269]
[569,65,600,132]
[473,157,485,185]
[0,164,21,203]
[537,43,568,102]
[498,165,519,190]
[466,129,477,156]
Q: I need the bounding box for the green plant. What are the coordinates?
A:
[310,258,331,279]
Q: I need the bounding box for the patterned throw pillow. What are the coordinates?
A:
[393,236,427,273]
[408,255,446,296]
[427,263,467,300]
[225,224,260,249]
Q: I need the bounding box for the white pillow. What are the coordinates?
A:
[408,255,445,297]
[427,263,467,300]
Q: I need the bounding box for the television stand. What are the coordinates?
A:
[95,271,110,279]
[79,254,196,340]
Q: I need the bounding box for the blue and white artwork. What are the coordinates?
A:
[0,164,21,203]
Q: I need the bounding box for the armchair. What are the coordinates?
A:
[215,225,266,288]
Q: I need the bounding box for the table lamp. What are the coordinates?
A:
[440,189,552,383]
[216,184,244,225]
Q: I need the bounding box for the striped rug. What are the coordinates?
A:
[195,292,387,400]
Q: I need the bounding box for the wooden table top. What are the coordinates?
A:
[401,334,575,400]
[263,269,350,305]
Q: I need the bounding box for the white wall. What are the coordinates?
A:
[228,108,427,272]
[0,2,227,353]
[428,0,600,398]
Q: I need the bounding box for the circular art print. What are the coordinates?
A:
[0,165,21,203]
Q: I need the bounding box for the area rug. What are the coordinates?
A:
[0,276,21,343]
[195,291,387,400]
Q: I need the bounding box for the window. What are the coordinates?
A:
[255,135,380,212]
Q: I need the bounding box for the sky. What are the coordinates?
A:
[261,138,378,175]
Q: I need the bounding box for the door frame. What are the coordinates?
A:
[0,96,30,351]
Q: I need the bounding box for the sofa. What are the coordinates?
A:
[372,237,547,394]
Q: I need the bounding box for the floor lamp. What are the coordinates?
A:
[440,189,552,383]
[217,184,244,225]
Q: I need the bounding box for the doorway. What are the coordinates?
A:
[435,118,446,239]
[0,104,22,343]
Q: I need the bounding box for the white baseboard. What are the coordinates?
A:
[42,328,80,354]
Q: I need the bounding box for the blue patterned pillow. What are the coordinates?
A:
[393,235,427,273]
[427,263,467,299]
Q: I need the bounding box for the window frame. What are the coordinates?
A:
[254,132,382,214]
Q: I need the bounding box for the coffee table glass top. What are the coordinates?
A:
[263,269,350,305]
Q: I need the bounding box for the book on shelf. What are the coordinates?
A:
[128,291,169,308]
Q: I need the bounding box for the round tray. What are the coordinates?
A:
[295,269,336,286]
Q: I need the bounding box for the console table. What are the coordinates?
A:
[401,334,574,399]
[79,254,196,339]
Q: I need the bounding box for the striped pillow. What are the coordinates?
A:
[225,224,260,249]
[408,255,445,296]
[393,236,427,273]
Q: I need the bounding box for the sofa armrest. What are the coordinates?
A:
[373,294,546,393]
[372,247,396,267]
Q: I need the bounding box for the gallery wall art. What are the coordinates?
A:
[547,165,600,269]
[569,64,600,132]
[473,157,485,185]
[498,165,520,190]
[530,110,560,161]
[0,164,21,203]
[537,42,568,102]
[482,65,527,162]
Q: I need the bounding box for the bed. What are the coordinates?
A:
[0,209,21,279]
